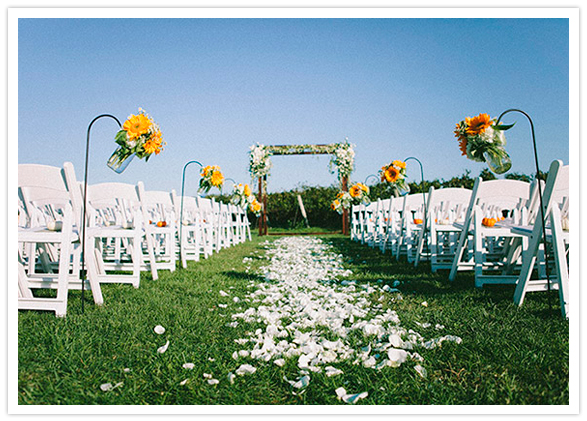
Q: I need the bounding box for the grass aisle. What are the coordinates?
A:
[18,234,568,405]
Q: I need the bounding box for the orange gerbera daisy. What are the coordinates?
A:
[349,185,362,198]
[201,166,211,177]
[384,166,400,183]
[211,169,224,187]
[465,113,492,136]
[244,184,251,197]
[123,113,152,140]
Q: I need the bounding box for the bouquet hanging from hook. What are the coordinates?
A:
[454,113,513,174]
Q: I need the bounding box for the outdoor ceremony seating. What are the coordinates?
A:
[18,163,103,316]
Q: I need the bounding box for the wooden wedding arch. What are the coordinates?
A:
[253,144,351,236]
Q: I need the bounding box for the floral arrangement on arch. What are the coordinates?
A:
[329,140,355,180]
[331,182,370,215]
[231,183,254,209]
[199,165,224,193]
[454,112,513,174]
[108,108,164,172]
[249,143,273,179]
[379,160,409,195]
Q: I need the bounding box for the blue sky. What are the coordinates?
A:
[18,17,569,195]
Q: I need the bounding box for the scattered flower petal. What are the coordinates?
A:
[421,301,428,307]
[414,364,427,378]
[207,379,219,385]
[154,325,165,335]
[179,379,189,386]
[342,391,368,404]
[203,373,212,379]
[219,290,229,297]
[235,364,256,375]
[182,363,195,370]
[274,359,286,367]
[157,340,170,354]
[228,372,236,384]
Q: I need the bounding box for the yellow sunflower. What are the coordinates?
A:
[465,113,492,136]
[123,113,152,140]
[384,166,400,183]
[331,199,340,210]
[349,184,362,198]
[244,184,251,197]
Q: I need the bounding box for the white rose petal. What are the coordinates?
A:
[179,379,189,386]
[219,290,229,297]
[154,325,165,335]
[207,379,219,385]
[182,363,195,370]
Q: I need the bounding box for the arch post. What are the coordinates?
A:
[342,175,349,236]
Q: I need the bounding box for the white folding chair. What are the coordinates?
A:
[171,192,203,268]
[448,179,532,282]
[83,181,144,288]
[18,163,103,316]
[379,196,403,253]
[512,160,569,318]
[137,183,177,279]
[422,187,472,271]
[393,192,427,261]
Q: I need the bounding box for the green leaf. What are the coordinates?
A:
[494,122,515,131]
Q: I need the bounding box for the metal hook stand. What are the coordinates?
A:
[364,174,380,185]
[178,160,203,268]
[81,114,122,313]
[496,108,553,311]
[403,157,427,216]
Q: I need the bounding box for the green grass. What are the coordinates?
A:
[18,234,569,405]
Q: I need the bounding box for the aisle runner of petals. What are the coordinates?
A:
[228,237,462,402]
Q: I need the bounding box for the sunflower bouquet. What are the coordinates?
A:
[454,113,513,174]
[231,183,255,209]
[379,160,409,195]
[199,165,224,193]
[249,198,262,218]
[331,182,370,215]
[108,108,164,173]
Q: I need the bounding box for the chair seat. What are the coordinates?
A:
[19,226,80,243]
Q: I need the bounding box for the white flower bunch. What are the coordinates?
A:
[249,143,273,178]
[329,140,355,179]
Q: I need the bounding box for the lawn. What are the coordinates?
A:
[17,233,569,406]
